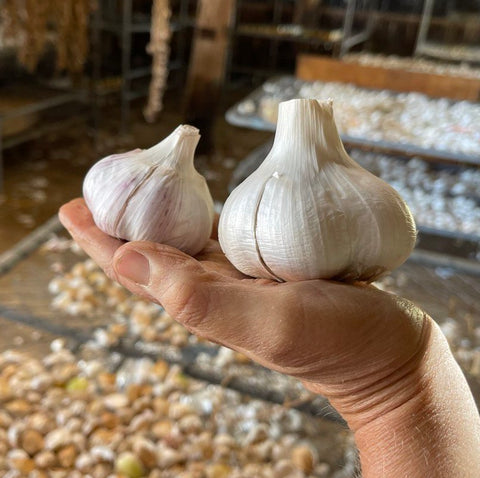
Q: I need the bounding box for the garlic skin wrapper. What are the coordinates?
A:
[83,125,214,256]
[219,99,417,282]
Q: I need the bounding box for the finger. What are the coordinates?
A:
[58,198,124,279]
[112,241,288,354]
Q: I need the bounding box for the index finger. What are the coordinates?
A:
[58,198,124,280]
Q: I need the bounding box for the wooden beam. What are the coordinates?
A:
[296,54,480,102]
[183,0,236,154]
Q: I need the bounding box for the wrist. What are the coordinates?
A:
[356,319,480,477]
[307,317,480,477]
[330,313,433,431]
[304,308,432,431]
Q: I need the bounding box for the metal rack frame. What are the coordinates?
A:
[226,0,375,82]
[340,0,376,56]
[415,0,480,63]
[91,0,193,133]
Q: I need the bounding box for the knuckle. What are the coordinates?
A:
[262,331,298,366]
[258,296,325,378]
[258,305,300,366]
[168,275,211,332]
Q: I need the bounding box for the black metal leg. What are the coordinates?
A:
[121,0,133,134]
[90,1,102,148]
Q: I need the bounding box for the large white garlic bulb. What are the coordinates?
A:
[83,125,214,256]
[219,99,417,282]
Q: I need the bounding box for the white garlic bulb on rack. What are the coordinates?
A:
[83,125,214,256]
[219,99,416,282]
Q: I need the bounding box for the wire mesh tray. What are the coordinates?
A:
[0,217,338,419]
[1,215,480,417]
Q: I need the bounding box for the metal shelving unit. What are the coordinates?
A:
[227,0,375,82]
[415,0,480,64]
[91,0,193,132]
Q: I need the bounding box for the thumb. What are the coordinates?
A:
[112,242,271,349]
[113,242,210,326]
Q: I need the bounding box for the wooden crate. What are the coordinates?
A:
[296,54,480,102]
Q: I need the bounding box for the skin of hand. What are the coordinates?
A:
[60,198,480,477]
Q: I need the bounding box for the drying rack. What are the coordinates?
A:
[226,0,375,82]
[225,76,480,167]
[90,0,194,133]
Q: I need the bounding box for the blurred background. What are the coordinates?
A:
[0,1,479,477]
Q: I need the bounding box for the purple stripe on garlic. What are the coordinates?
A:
[83,125,214,256]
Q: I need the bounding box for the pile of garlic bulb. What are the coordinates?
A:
[344,53,480,80]
[251,77,480,156]
[0,343,352,478]
[84,100,416,283]
[350,152,480,236]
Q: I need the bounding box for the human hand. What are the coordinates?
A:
[59,198,430,431]
[60,198,480,477]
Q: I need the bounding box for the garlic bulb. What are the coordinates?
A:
[219,99,416,282]
[83,125,214,256]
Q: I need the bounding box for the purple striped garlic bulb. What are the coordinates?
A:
[83,125,214,256]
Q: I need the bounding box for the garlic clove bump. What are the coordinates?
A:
[219,99,417,282]
[83,125,214,256]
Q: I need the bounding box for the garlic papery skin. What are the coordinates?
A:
[83,125,214,256]
[219,99,417,282]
